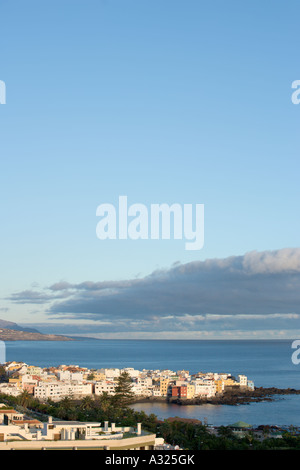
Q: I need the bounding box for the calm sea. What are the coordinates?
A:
[4,339,300,427]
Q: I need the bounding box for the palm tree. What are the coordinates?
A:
[57,405,68,419]
[80,396,94,411]
[60,396,73,410]
[18,390,32,408]
[98,392,112,413]
[55,396,74,419]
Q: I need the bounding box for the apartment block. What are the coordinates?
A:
[34,382,93,400]
[94,381,116,396]
[160,378,170,397]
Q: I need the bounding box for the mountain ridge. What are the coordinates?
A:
[0,318,74,341]
[0,318,40,334]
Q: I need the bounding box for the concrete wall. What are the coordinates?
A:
[0,434,157,450]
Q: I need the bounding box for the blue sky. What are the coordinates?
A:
[1,0,300,338]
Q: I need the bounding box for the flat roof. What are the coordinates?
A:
[51,421,101,426]
[0,410,19,414]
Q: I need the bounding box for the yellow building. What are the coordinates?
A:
[27,366,43,376]
[90,372,106,382]
[186,384,195,399]
[6,363,23,375]
[224,378,237,387]
[159,379,170,397]
[8,376,22,389]
[214,379,225,394]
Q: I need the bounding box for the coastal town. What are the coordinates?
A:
[0,361,254,402]
[0,361,254,450]
[0,361,300,450]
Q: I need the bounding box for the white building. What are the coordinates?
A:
[21,374,39,385]
[0,415,160,450]
[99,368,120,379]
[213,373,230,380]
[150,386,161,397]
[192,379,216,398]
[238,375,248,386]
[57,370,84,383]
[34,382,93,400]
[0,384,21,397]
[131,383,151,397]
[247,380,254,390]
[94,381,116,396]
[121,368,140,378]
[136,377,152,388]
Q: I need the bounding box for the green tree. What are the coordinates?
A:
[60,396,73,410]
[113,372,135,409]
[217,425,234,438]
[80,396,94,411]
[56,396,74,419]
[97,391,112,413]
[18,390,32,408]
[0,366,7,382]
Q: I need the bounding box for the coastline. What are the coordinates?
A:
[132,387,300,407]
[0,329,74,342]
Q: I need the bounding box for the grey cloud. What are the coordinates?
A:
[21,313,300,337]
[8,289,72,304]
[46,248,300,320]
[8,249,300,330]
[49,281,73,291]
[242,248,300,274]
[49,279,142,292]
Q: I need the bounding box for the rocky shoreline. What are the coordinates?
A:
[132,387,300,406]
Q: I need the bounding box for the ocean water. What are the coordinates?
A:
[4,339,300,427]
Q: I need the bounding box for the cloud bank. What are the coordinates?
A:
[7,248,300,338]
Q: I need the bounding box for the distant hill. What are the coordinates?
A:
[0,328,74,341]
[0,319,74,341]
[0,319,40,334]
